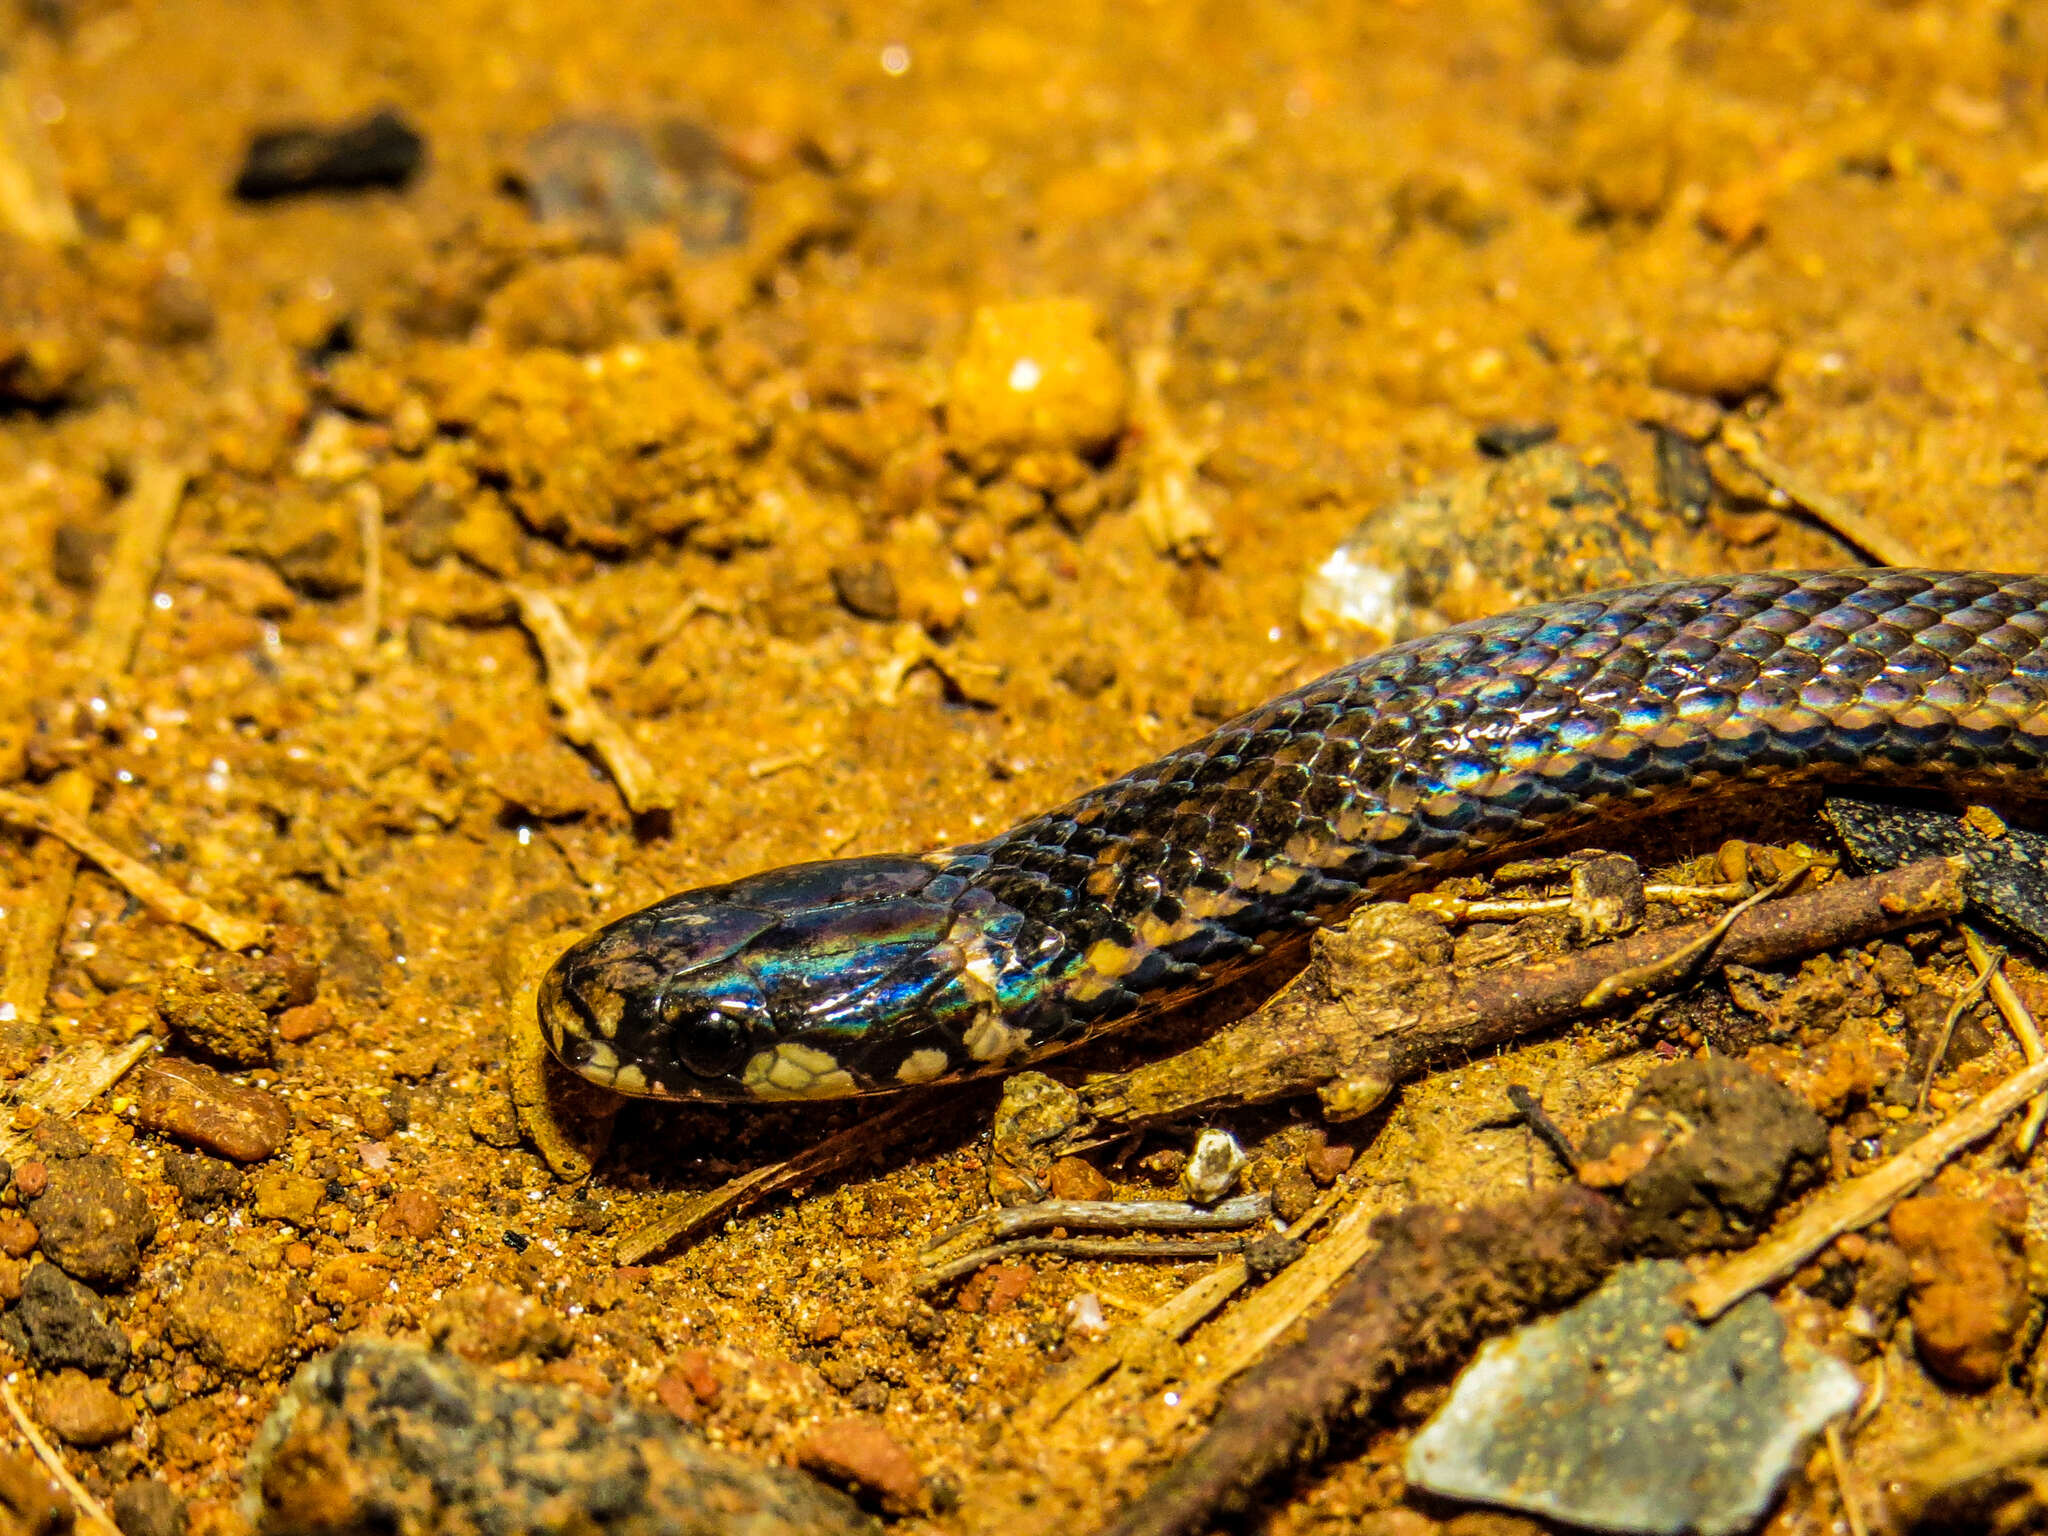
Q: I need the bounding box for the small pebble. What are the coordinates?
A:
[37,1368,133,1446]
[27,1156,154,1286]
[0,1256,20,1303]
[828,560,900,621]
[313,1253,395,1307]
[168,1255,295,1374]
[946,298,1128,464]
[1066,1292,1110,1341]
[1889,1191,2028,1389]
[1650,325,1784,403]
[1053,652,1118,698]
[135,1059,292,1163]
[233,107,425,200]
[284,1243,316,1271]
[161,1151,245,1211]
[1180,1128,1249,1204]
[424,1283,571,1364]
[1270,1164,1319,1224]
[1304,1141,1356,1187]
[12,1161,46,1199]
[1551,0,1658,61]
[797,1419,925,1514]
[251,1172,326,1227]
[380,1189,443,1240]
[1046,1156,1111,1202]
[956,1263,1033,1315]
[1473,421,1558,458]
[0,1214,38,1259]
[276,1002,335,1043]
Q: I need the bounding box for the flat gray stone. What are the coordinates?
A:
[1406,1258,1860,1536]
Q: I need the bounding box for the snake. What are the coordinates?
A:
[538,569,2048,1103]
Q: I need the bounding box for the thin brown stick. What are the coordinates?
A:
[612,1092,969,1264]
[1918,940,2001,1111]
[0,787,266,950]
[0,1379,117,1536]
[0,770,92,1035]
[81,459,187,678]
[1964,925,2048,1151]
[511,588,676,816]
[1716,424,1923,568]
[923,1234,1253,1288]
[1074,857,1966,1135]
[1684,1049,2048,1319]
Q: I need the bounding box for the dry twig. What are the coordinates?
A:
[1717,423,1923,568]
[353,482,384,650]
[1827,1422,1873,1536]
[0,770,92,1034]
[1074,857,1966,1135]
[0,1379,117,1536]
[1684,1048,2048,1319]
[0,1038,154,1166]
[81,459,187,678]
[511,587,676,816]
[0,67,79,246]
[1918,937,2002,1110]
[1964,925,2048,1151]
[0,787,265,950]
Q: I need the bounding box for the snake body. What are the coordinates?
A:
[539,570,2048,1102]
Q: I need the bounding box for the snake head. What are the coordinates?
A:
[538,855,1010,1101]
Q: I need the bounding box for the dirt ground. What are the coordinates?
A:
[5,0,2048,1531]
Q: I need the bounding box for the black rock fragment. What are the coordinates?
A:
[1823,792,2048,954]
[233,108,424,201]
[3,1263,130,1376]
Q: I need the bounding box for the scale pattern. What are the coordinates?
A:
[540,570,2048,1102]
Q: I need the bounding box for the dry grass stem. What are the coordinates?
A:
[0,1378,118,1536]
[1717,424,1923,567]
[0,770,93,1033]
[511,587,676,815]
[1918,938,2003,1111]
[0,787,266,950]
[0,1038,154,1165]
[81,459,187,678]
[1965,925,2048,1151]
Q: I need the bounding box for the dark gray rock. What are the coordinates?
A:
[6,1263,129,1375]
[245,1340,875,1536]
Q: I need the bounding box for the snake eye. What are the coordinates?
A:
[674,1002,757,1080]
